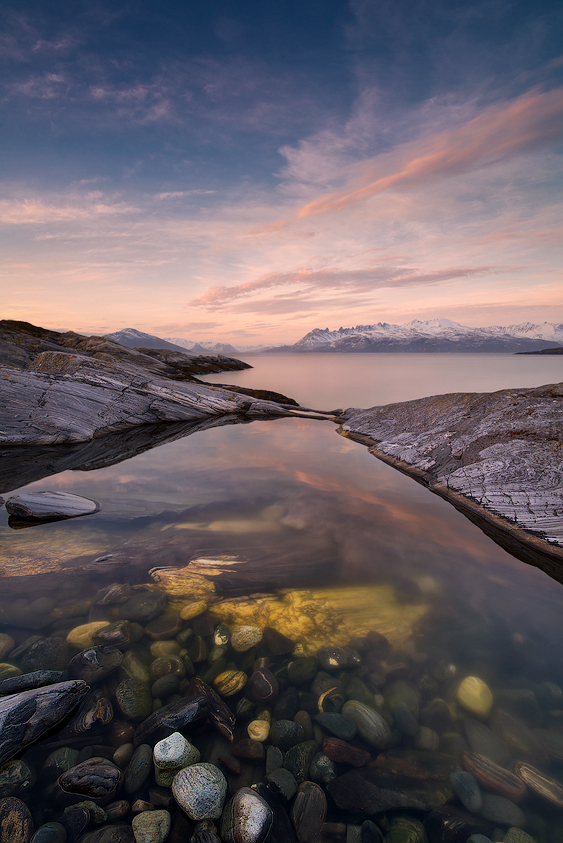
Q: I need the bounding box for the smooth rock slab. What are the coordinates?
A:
[479,794,526,827]
[6,491,100,520]
[450,770,483,813]
[0,680,88,766]
[221,787,273,843]
[172,763,227,820]
[131,810,171,843]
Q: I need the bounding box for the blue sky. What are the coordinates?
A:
[2,0,562,343]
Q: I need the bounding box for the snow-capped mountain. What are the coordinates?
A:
[290,319,563,353]
[164,337,271,353]
[104,328,193,353]
[104,328,267,354]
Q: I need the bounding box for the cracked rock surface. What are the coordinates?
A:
[340,382,563,556]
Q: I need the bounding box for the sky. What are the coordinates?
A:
[1,0,562,345]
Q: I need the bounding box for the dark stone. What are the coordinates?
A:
[58,757,122,801]
[0,671,63,695]
[461,752,527,802]
[192,678,236,742]
[20,638,70,673]
[317,647,355,671]
[30,822,67,843]
[479,794,526,827]
[115,679,152,722]
[221,787,273,843]
[423,805,493,843]
[0,680,88,766]
[393,702,420,738]
[274,688,301,720]
[248,669,279,704]
[290,782,326,843]
[314,713,357,741]
[365,631,391,660]
[283,741,318,784]
[58,806,89,843]
[450,771,483,813]
[266,746,284,776]
[119,592,166,624]
[262,627,295,655]
[266,768,298,801]
[191,612,215,638]
[232,739,264,763]
[420,699,452,733]
[93,622,134,649]
[287,658,317,686]
[270,720,305,751]
[79,824,135,843]
[93,583,132,605]
[0,797,34,843]
[252,783,298,843]
[6,491,99,520]
[322,737,370,767]
[66,688,113,735]
[105,800,130,820]
[151,675,180,699]
[124,744,153,795]
[145,615,183,640]
[68,646,123,684]
[361,820,384,843]
[188,636,208,663]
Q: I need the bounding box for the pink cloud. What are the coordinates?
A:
[265,87,563,225]
[191,264,497,308]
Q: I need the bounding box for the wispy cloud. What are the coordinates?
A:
[0,196,139,224]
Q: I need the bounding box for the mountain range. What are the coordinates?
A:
[106,319,563,355]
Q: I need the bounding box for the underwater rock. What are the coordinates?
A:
[290,782,326,843]
[456,677,494,718]
[68,646,123,683]
[340,701,391,749]
[6,491,100,520]
[0,670,63,695]
[59,757,122,801]
[172,763,227,820]
[0,680,88,765]
[0,796,34,843]
[153,732,200,787]
[221,787,273,843]
[133,695,208,746]
[462,752,526,802]
[131,809,171,843]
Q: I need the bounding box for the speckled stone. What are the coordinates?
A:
[0,760,35,799]
[501,830,537,843]
[153,732,200,787]
[283,740,318,784]
[172,763,227,820]
[230,626,263,653]
[221,787,273,843]
[310,752,337,786]
[0,798,33,843]
[180,601,207,621]
[116,679,153,721]
[457,677,494,718]
[270,720,305,751]
[132,809,171,843]
[266,767,298,801]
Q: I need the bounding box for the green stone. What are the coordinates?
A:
[0,664,21,680]
[115,678,153,721]
[385,816,427,843]
[287,657,318,686]
[283,740,319,784]
[384,681,421,717]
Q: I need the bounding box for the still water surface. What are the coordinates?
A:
[1,353,563,837]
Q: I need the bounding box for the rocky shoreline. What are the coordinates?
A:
[339,382,563,582]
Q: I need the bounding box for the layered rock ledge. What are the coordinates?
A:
[339,382,563,580]
[0,321,328,448]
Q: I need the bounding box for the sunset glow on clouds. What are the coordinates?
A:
[1,0,562,344]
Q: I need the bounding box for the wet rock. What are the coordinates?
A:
[252,782,298,843]
[502,831,537,843]
[0,664,22,680]
[360,820,383,843]
[132,799,154,813]
[310,752,336,786]
[150,656,185,682]
[462,752,526,802]
[30,821,67,843]
[20,638,70,673]
[0,670,63,695]
[120,593,166,624]
[479,794,525,827]
[66,687,113,734]
[0,680,88,766]
[192,678,236,742]
[393,702,420,738]
[180,601,207,621]
[93,621,135,649]
[191,612,215,638]
[315,712,357,741]
[150,641,181,659]
[287,658,317,686]
[232,739,265,763]
[94,583,132,605]
[116,679,153,722]
[79,825,135,843]
[121,651,151,684]
[43,748,81,781]
[274,688,301,720]
[248,668,279,704]
[6,491,99,520]
[385,816,426,843]
[322,738,370,767]
[151,675,180,700]
[0,797,34,843]
[283,741,318,784]
[105,800,130,820]
[113,744,134,769]
[131,809,171,843]
[213,671,247,697]
[262,627,295,655]
[68,646,123,683]
[66,623,111,650]
[270,720,305,751]
[384,680,421,717]
[266,746,284,775]
[153,732,200,786]
[0,759,35,798]
[172,763,227,820]
[420,699,452,733]
[491,710,548,767]
[133,694,208,746]
[188,637,209,663]
[514,761,563,808]
[59,757,122,801]
[415,726,440,752]
[290,782,326,843]
[266,768,297,801]
[58,806,90,843]
[0,636,15,661]
[424,805,493,843]
[124,744,153,795]
[450,770,483,813]
[317,647,353,671]
[248,720,270,742]
[341,701,391,749]
[145,616,182,641]
[457,677,494,718]
[221,786,273,843]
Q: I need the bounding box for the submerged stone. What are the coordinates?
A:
[172,763,227,820]
[456,677,494,718]
[290,782,326,843]
[221,787,273,843]
[59,757,122,801]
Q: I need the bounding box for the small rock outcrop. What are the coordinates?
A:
[340,382,563,578]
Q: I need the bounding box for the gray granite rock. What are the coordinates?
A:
[131,809,171,843]
[172,763,227,820]
[221,787,273,843]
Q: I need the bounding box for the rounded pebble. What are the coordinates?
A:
[172,763,227,820]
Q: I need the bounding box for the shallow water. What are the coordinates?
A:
[1,353,562,839]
